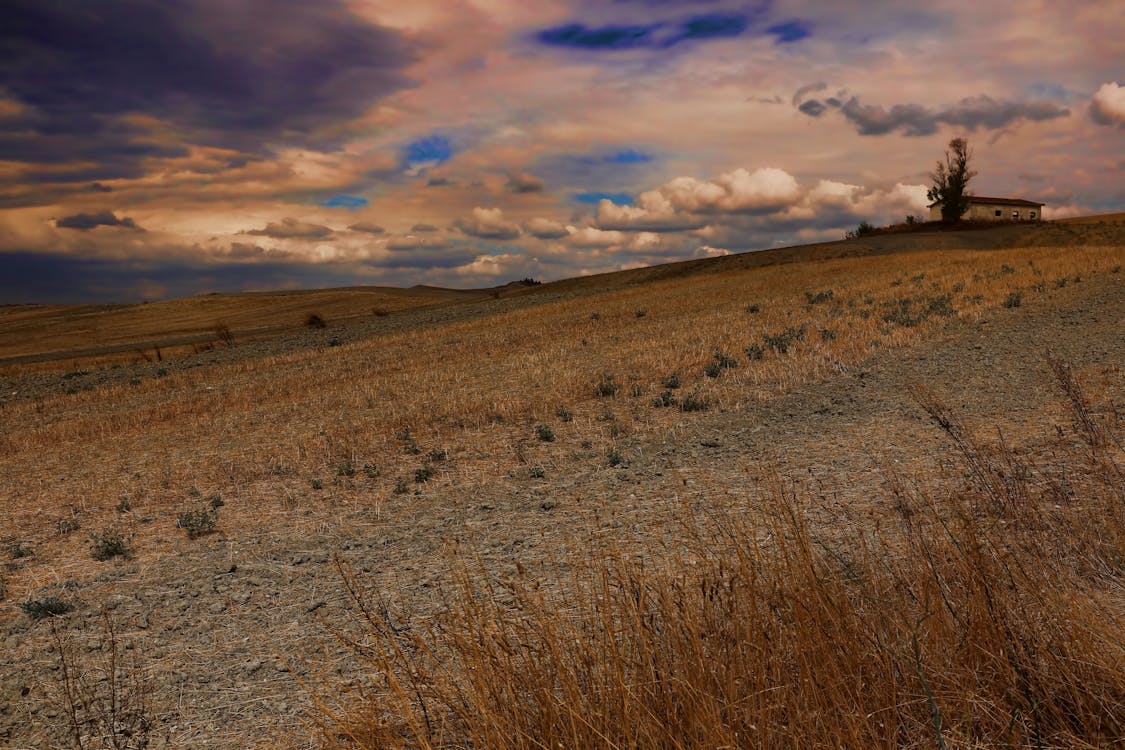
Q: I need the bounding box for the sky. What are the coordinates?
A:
[1,0,1123,303]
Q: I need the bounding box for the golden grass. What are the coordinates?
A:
[319,362,1125,749]
[0,244,1119,570]
[0,284,477,362]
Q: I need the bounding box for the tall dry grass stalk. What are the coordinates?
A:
[320,365,1124,749]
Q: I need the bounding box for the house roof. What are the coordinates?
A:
[927,196,1045,208]
[966,196,1045,207]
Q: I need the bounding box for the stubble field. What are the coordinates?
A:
[1,217,1122,748]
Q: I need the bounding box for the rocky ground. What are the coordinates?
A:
[1,261,1121,749]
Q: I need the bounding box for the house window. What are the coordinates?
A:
[1030,211,1036,220]
[1012,211,1019,219]
[995,209,1002,217]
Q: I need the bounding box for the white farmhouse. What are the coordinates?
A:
[928,196,1044,222]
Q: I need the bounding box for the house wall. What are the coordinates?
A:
[966,202,1042,221]
[928,201,1043,221]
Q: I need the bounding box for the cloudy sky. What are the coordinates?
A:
[2,0,1123,302]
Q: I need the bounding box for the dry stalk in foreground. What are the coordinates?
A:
[319,365,1124,749]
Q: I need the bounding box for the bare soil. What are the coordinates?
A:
[0,225,1122,748]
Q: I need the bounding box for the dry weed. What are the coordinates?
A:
[320,366,1124,749]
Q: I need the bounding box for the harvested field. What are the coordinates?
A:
[1,218,1122,748]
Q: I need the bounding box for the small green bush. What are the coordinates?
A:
[679,391,710,412]
[804,290,834,305]
[744,343,764,361]
[535,424,556,442]
[1003,290,1023,308]
[705,351,738,378]
[763,326,806,354]
[21,596,74,619]
[177,508,218,539]
[595,374,620,398]
[89,527,133,561]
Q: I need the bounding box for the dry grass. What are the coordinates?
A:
[0,284,475,362]
[0,244,1119,577]
[320,362,1124,749]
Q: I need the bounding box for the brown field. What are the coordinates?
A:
[0,217,1122,748]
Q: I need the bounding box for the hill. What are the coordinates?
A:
[0,216,1122,748]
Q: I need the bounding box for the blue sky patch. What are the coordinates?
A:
[405,135,453,165]
[538,23,661,50]
[604,149,654,164]
[574,191,634,205]
[665,13,749,45]
[320,194,368,209]
[766,20,812,43]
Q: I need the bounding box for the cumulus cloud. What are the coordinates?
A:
[585,163,929,244]
[1090,82,1125,126]
[596,196,708,232]
[596,167,800,232]
[797,91,1070,136]
[246,218,333,239]
[56,210,141,230]
[505,172,545,193]
[694,245,731,258]
[565,226,628,248]
[454,207,521,240]
[525,217,569,239]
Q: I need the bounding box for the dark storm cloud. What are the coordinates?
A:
[348,222,386,234]
[372,251,478,270]
[797,100,827,117]
[0,0,415,183]
[505,172,545,193]
[410,224,440,232]
[0,251,363,304]
[795,91,1070,136]
[373,241,477,270]
[245,218,333,239]
[226,242,290,260]
[56,210,141,231]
